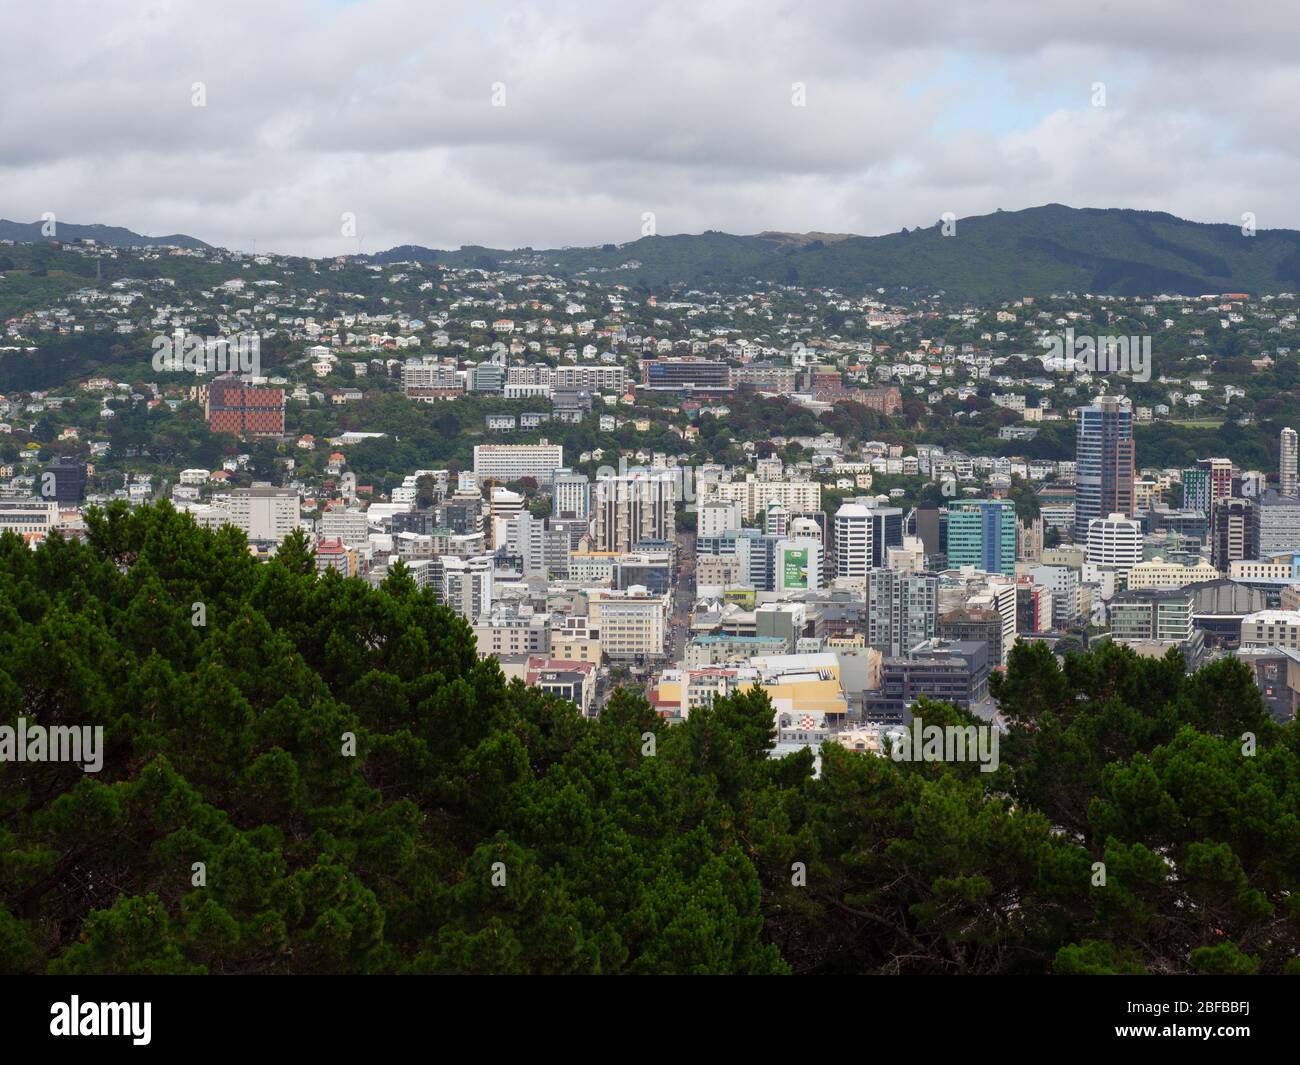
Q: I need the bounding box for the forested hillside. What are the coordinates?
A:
[373,205,1300,300]
[0,504,1296,974]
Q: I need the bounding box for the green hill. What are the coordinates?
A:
[373,204,1300,299]
[0,218,209,250]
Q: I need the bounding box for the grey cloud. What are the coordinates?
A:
[1,0,1296,254]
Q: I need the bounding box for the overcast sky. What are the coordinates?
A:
[3,0,1298,256]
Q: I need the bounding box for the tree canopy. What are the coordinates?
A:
[0,504,1296,974]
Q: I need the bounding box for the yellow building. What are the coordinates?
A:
[746,652,850,724]
[1127,556,1220,589]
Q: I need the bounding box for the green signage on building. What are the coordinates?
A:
[783,547,809,589]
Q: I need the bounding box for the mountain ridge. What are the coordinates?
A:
[359,205,1300,299]
[6,205,1300,299]
[0,218,210,250]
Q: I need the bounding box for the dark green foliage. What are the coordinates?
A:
[0,504,1296,974]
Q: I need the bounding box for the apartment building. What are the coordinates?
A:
[473,442,565,483]
[586,586,670,660]
[229,484,301,543]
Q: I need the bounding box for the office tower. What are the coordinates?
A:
[864,640,990,728]
[833,504,873,581]
[319,506,370,548]
[43,456,87,504]
[1257,491,1300,555]
[859,504,904,567]
[1110,588,1195,644]
[1016,577,1053,634]
[1075,396,1135,540]
[937,607,1006,667]
[774,539,822,592]
[1210,497,1258,572]
[914,504,941,558]
[1085,513,1143,574]
[0,499,61,538]
[592,469,674,553]
[551,470,590,520]
[1281,427,1298,497]
[867,568,938,657]
[946,499,1017,576]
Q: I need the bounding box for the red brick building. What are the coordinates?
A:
[857,386,902,416]
[204,375,285,438]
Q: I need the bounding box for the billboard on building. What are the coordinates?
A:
[783,547,809,589]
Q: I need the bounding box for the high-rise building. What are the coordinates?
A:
[700,477,821,521]
[319,506,370,548]
[867,568,938,657]
[774,539,822,593]
[551,470,590,520]
[504,511,548,578]
[1181,466,1212,517]
[1075,396,1135,540]
[592,470,675,553]
[1016,577,1053,633]
[833,504,873,581]
[43,457,87,504]
[913,504,942,559]
[487,487,524,549]
[864,640,990,727]
[1281,427,1298,497]
[1211,496,1259,572]
[1028,564,1079,628]
[1257,491,1300,556]
[1184,457,1233,517]
[858,504,904,567]
[946,499,1017,576]
[586,586,670,661]
[937,607,1007,668]
[1110,588,1194,645]
[436,555,494,622]
[1086,513,1143,574]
